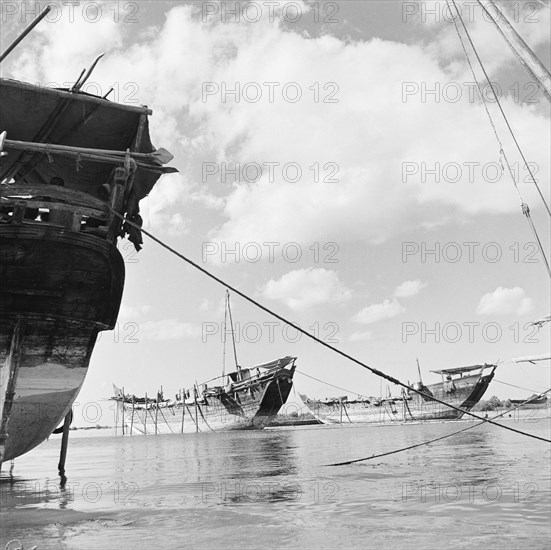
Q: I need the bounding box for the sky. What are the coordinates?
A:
[1,0,550,426]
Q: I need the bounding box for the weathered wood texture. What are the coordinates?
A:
[0,225,124,327]
[0,222,125,461]
[118,368,296,435]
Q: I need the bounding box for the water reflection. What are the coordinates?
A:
[2,418,550,549]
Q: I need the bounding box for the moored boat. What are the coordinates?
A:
[113,356,297,434]
[0,72,175,465]
[300,364,496,425]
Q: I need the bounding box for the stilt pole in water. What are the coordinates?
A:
[58,409,72,480]
[154,391,159,435]
[121,387,125,436]
[130,397,135,435]
[144,392,147,435]
[194,386,199,433]
[180,388,185,434]
[114,395,119,436]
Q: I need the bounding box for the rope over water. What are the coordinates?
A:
[110,208,551,445]
[326,389,551,466]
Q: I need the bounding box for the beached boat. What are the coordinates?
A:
[112,356,297,434]
[300,364,496,425]
[0,64,175,464]
[509,395,549,407]
[112,290,296,434]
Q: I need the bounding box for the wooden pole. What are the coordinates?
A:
[114,396,119,437]
[58,410,72,481]
[155,391,159,435]
[0,6,51,64]
[3,138,174,165]
[194,387,199,433]
[130,397,135,435]
[121,387,125,436]
[144,392,147,435]
[477,0,551,102]
[180,388,185,434]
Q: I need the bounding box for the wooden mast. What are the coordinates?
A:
[0,6,51,63]
[476,0,551,102]
[226,291,239,371]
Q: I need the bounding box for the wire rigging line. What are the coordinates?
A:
[449,0,550,217]
[296,369,372,399]
[298,369,546,402]
[111,209,551,444]
[326,389,551,467]
[446,0,551,279]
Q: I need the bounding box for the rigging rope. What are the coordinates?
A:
[111,208,551,444]
[327,389,551,466]
[446,0,551,278]
[492,378,547,394]
[450,0,550,216]
[296,369,372,399]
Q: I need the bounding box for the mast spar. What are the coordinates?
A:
[226,290,239,371]
[476,0,551,103]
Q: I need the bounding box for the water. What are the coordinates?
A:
[2,415,550,550]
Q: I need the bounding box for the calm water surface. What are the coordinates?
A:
[1,415,550,549]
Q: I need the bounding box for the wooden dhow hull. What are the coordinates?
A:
[0,224,124,461]
[301,367,496,425]
[0,74,175,466]
[115,362,296,435]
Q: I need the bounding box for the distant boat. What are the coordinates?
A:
[509,395,548,407]
[112,291,296,434]
[113,356,296,434]
[300,364,496,425]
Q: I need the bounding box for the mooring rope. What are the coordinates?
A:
[110,209,551,444]
[326,389,551,466]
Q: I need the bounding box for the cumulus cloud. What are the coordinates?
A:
[393,280,428,298]
[6,2,550,249]
[261,268,352,311]
[476,286,534,316]
[118,304,151,320]
[139,319,201,340]
[353,298,405,325]
[348,330,374,342]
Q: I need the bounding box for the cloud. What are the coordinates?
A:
[139,319,201,340]
[393,280,428,298]
[118,304,151,320]
[348,330,374,342]
[353,298,405,325]
[261,268,352,311]
[5,3,550,249]
[476,287,534,316]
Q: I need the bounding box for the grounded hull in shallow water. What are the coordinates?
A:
[301,367,496,425]
[114,362,296,435]
[0,225,124,462]
[0,75,175,466]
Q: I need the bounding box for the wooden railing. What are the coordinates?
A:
[0,183,111,236]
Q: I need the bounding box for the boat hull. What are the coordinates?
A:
[117,368,295,435]
[301,371,495,425]
[0,225,124,462]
